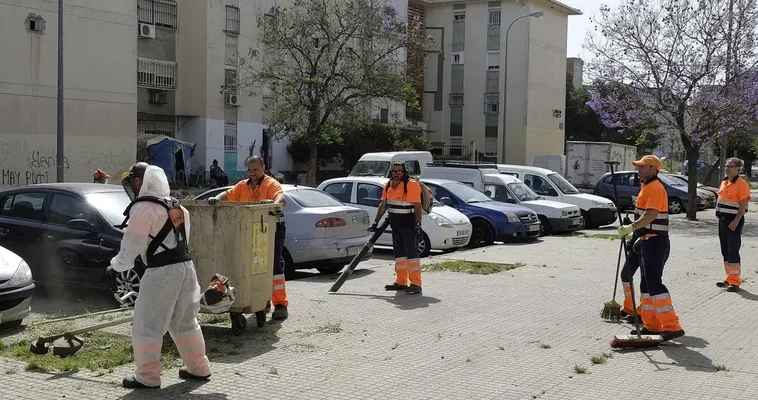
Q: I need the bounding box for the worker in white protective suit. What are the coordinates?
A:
[107,163,211,389]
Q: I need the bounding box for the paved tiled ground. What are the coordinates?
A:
[2,210,758,399]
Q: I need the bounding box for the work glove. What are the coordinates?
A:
[617,224,634,237]
[207,197,219,205]
[368,222,378,232]
[105,266,118,292]
[258,199,274,204]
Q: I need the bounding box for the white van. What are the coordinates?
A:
[349,151,434,179]
[495,165,618,228]
[422,163,584,234]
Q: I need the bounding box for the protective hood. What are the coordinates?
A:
[139,165,171,198]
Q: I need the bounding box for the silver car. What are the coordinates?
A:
[0,245,34,328]
[194,184,373,277]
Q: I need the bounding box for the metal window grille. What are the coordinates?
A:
[138,119,175,137]
[453,12,465,22]
[449,93,464,106]
[484,93,500,114]
[485,137,498,156]
[138,58,176,90]
[488,9,501,28]
[138,0,177,29]
[224,123,238,150]
[225,6,240,35]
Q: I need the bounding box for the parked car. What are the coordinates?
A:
[0,245,35,328]
[495,164,618,228]
[595,171,705,213]
[663,174,716,208]
[317,177,472,256]
[194,184,372,277]
[420,179,541,246]
[667,173,719,199]
[422,164,584,235]
[0,184,141,305]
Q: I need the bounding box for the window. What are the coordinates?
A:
[488,9,501,28]
[380,108,389,123]
[323,182,353,203]
[356,183,383,207]
[484,93,499,114]
[405,161,422,177]
[449,93,464,107]
[452,52,464,65]
[547,173,580,194]
[425,184,456,205]
[225,69,238,91]
[289,189,344,207]
[25,14,46,33]
[487,51,500,71]
[225,6,241,35]
[523,174,558,197]
[138,114,175,137]
[616,173,639,187]
[0,192,46,221]
[442,182,492,204]
[224,123,237,150]
[453,12,465,22]
[138,58,176,90]
[485,136,498,157]
[86,192,132,227]
[483,184,511,202]
[48,194,92,226]
[138,0,178,29]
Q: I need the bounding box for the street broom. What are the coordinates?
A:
[600,160,628,322]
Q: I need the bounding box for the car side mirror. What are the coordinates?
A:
[67,218,95,231]
[440,197,453,206]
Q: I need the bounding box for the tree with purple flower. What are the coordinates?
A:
[585,0,758,220]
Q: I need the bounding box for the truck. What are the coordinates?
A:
[565,141,637,192]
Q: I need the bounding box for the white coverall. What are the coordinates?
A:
[110,165,211,387]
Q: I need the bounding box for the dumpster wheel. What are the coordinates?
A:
[230,312,247,335]
[255,311,266,328]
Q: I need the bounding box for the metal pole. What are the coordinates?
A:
[56,0,65,182]
[719,0,735,180]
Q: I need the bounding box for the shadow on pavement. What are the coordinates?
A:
[736,287,758,302]
[118,380,227,399]
[200,320,280,365]
[659,335,717,372]
[329,291,441,310]
[291,268,377,282]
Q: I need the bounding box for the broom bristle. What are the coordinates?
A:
[609,335,664,349]
[600,300,622,321]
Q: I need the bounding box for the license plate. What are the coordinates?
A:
[571,219,581,226]
[457,230,470,236]
[347,246,362,256]
[528,224,540,232]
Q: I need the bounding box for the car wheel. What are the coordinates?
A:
[668,198,684,214]
[0,319,23,329]
[317,265,343,275]
[538,216,552,236]
[469,219,495,248]
[282,248,296,279]
[581,211,593,229]
[113,268,142,307]
[417,231,432,258]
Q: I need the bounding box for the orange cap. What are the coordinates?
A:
[632,155,662,170]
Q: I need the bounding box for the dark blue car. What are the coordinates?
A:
[421,179,541,246]
[594,171,705,213]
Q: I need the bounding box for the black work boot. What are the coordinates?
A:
[385,283,408,291]
[660,329,685,341]
[630,327,661,335]
[625,313,642,324]
[716,281,728,288]
[727,285,741,292]
[405,284,422,294]
[272,304,288,321]
[122,375,159,389]
[179,369,210,381]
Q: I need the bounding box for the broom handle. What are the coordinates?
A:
[605,160,627,301]
[611,237,624,301]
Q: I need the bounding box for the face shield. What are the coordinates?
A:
[121,171,138,201]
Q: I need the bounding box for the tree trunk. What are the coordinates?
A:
[702,157,722,187]
[306,144,318,187]
[685,148,700,221]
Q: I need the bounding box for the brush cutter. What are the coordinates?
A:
[29,291,137,357]
[600,161,627,321]
[329,219,391,293]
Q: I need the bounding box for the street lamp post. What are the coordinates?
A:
[501,11,543,163]
[56,0,64,182]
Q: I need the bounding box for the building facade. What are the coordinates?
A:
[566,57,583,89]
[0,0,138,186]
[420,0,580,164]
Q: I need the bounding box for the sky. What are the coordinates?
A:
[561,0,622,59]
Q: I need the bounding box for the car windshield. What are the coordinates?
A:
[442,182,493,203]
[547,173,580,194]
[660,174,686,187]
[289,189,344,207]
[507,182,541,201]
[85,191,132,226]
[349,161,390,177]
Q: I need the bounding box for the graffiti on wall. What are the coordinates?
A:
[0,137,135,187]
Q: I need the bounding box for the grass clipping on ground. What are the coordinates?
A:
[423,260,525,275]
[0,330,180,373]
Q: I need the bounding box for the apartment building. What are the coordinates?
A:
[420,0,581,165]
[0,0,138,185]
[566,57,583,89]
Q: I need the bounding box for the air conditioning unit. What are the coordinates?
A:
[225,93,241,106]
[138,23,155,39]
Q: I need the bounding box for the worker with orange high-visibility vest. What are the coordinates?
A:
[715,157,751,292]
[618,155,685,341]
